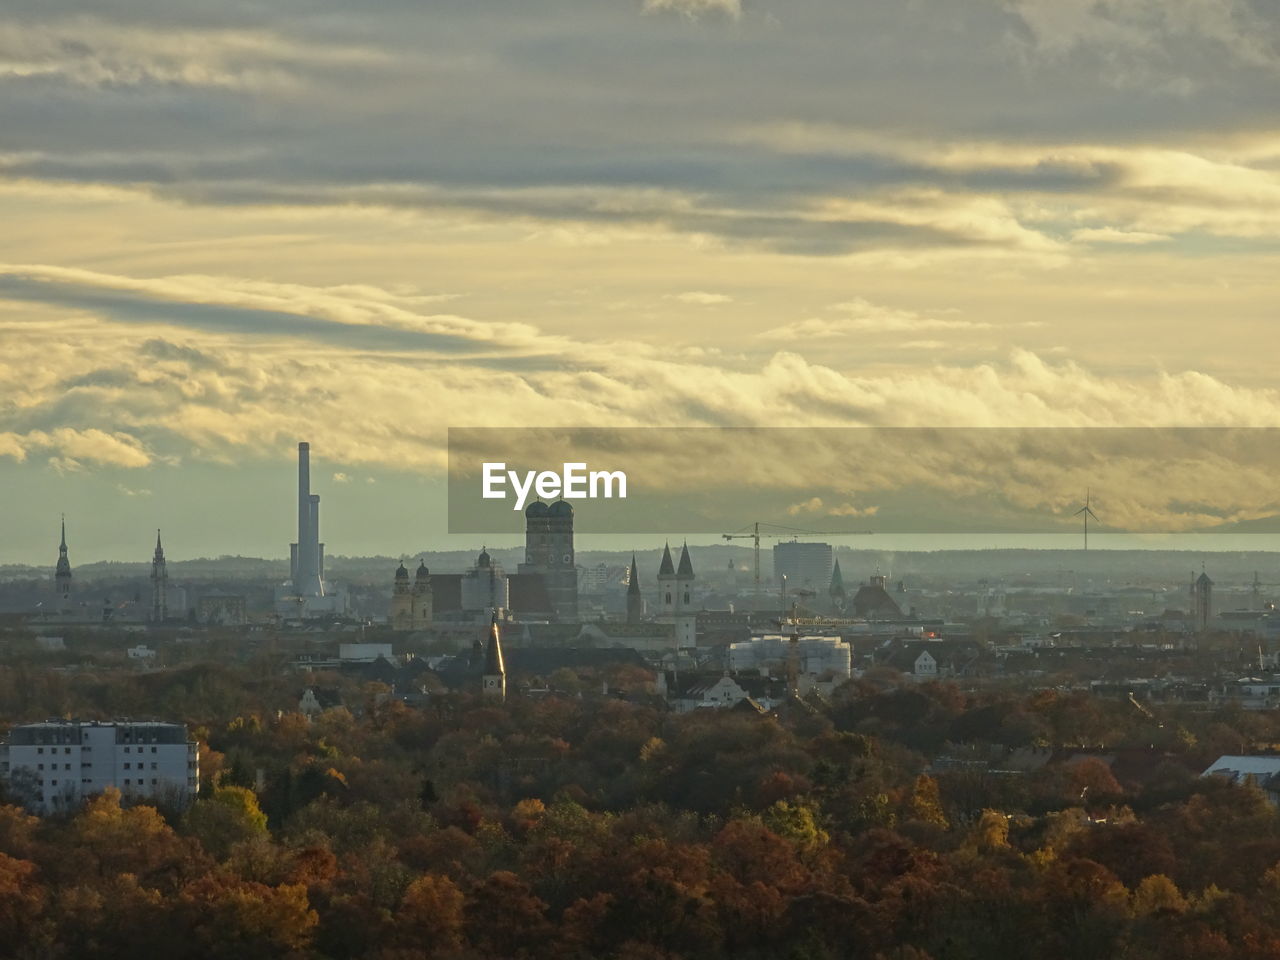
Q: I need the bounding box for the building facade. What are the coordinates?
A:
[773,541,833,592]
[728,634,853,679]
[461,547,509,618]
[0,720,199,814]
[391,560,433,630]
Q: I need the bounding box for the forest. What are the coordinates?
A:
[4,664,1280,958]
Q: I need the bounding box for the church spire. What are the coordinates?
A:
[676,541,694,579]
[626,553,642,624]
[482,613,506,700]
[658,542,675,577]
[628,555,641,593]
[150,528,168,622]
[55,516,72,598]
[829,557,845,597]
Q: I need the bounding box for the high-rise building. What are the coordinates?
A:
[0,720,198,815]
[518,500,578,622]
[773,541,833,593]
[150,529,168,622]
[1193,570,1213,632]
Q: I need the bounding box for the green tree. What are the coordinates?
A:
[183,786,269,860]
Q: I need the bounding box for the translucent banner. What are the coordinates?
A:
[447,426,1280,536]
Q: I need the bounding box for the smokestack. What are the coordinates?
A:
[295,442,324,596]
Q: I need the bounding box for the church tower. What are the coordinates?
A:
[482,614,506,701]
[829,557,846,613]
[413,560,433,629]
[626,553,643,624]
[150,529,168,622]
[55,517,72,604]
[657,541,676,615]
[518,499,578,622]
[657,542,696,649]
[390,560,412,630]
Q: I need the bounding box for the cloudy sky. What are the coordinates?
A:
[3,0,1280,562]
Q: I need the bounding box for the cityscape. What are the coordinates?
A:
[5,0,1280,956]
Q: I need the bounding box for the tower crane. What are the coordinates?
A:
[722,521,872,612]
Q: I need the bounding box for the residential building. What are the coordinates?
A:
[0,720,198,814]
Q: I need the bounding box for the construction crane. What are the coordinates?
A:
[1250,572,1280,611]
[722,521,872,612]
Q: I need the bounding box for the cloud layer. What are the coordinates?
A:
[2,0,1278,554]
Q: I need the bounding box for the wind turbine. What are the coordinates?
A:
[1074,489,1099,551]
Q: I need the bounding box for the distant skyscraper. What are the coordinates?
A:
[150,529,168,622]
[1194,570,1213,632]
[54,518,72,603]
[773,541,833,592]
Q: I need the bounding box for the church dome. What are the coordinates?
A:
[395,562,409,579]
[415,560,430,579]
[525,500,549,518]
[477,547,491,568]
[548,499,574,517]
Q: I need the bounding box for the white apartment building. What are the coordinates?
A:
[0,720,198,814]
[729,634,853,679]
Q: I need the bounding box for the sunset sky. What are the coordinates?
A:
[3,0,1280,562]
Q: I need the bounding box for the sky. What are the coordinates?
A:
[2,0,1280,563]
